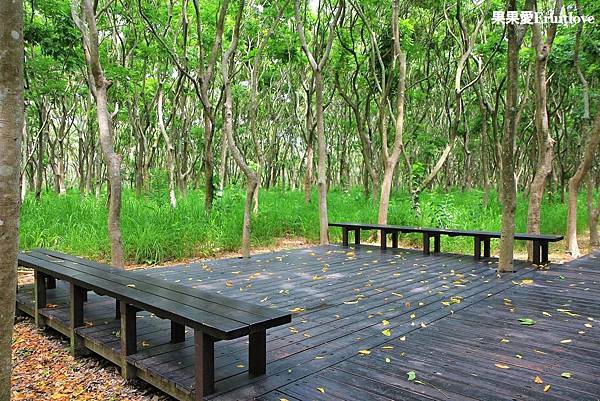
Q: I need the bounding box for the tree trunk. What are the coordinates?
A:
[158,84,177,208]
[0,0,24,396]
[526,0,561,261]
[73,0,125,267]
[567,110,600,257]
[498,0,522,273]
[314,70,329,245]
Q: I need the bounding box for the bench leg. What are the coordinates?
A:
[46,277,56,289]
[391,232,398,249]
[120,303,137,380]
[354,229,360,245]
[541,241,549,264]
[194,330,215,400]
[434,235,441,254]
[483,238,491,257]
[171,321,186,343]
[342,228,349,246]
[249,330,266,377]
[70,283,88,357]
[380,229,388,250]
[532,240,541,265]
[115,300,121,319]
[474,236,481,260]
[34,271,47,329]
[423,233,430,256]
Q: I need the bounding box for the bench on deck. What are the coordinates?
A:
[18,249,291,400]
[329,222,563,265]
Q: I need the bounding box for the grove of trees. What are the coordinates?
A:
[13,0,600,265]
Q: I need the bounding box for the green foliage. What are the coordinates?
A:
[20,187,590,265]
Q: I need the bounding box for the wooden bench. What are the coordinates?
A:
[329,222,563,265]
[18,249,291,400]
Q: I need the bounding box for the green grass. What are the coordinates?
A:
[19,187,593,264]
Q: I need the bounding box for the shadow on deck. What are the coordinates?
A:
[16,245,600,401]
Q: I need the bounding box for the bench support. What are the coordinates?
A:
[249,330,267,377]
[483,238,491,257]
[194,330,215,399]
[120,303,138,380]
[380,229,388,250]
[354,228,360,245]
[474,237,481,259]
[171,321,186,343]
[34,271,47,329]
[70,283,88,357]
[532,240,550,265]
[433,234,441,253]
[342,227,349,246]
[46,276,56,289]
[391,232,399,249]
[423,233,430,255]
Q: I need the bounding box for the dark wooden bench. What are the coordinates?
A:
[18,249,291,400]
[329,222,563,265]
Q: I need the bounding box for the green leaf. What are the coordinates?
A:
[407,371,416,381]
[518,318,535,326]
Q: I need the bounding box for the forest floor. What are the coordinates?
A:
[12,234,595,401]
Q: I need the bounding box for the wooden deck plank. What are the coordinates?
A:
[16,245,600,401]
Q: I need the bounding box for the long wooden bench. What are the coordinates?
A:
[329,222,563,265]
[18,249,291,400]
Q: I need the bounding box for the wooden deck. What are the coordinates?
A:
[16,245,600,401]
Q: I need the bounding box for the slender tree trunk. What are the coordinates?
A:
[158,85,177,208]
[314,70,329,244]
[0,0,24,396]
[498,0,522,273]
[73,0,125,267]
[526,0,562,261]
[567,111,600,257]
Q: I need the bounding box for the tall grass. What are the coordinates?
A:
[19,187,593,264]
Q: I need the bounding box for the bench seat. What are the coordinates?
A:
[329,222,563,265]
[18,249,291,399]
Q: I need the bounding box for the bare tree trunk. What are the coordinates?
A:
[221,0,256,258]
[73,0,125,267]
[498,0,524,273]
[567,111,600,257]
[158,84,177,208]
[295,0,344,245]
[526,0,562,261]
[0,0,24,396]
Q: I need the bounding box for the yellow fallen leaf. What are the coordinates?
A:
[544,385,551,392]
[127,284,136,288]
[381,329,391,336]
[358,350,371,355]
[521,279,534,285]
[289,307,305,313]
[561,372,572,379]
[534,376,543,384]
[560,339,572,344]
[542,312,552,316]
[584,323,592,328]
[501,339,510,343]
[317,387,325,394]
[400,336,406,341]
[225,281,233,287]
[382,320,390,326]
[382,346,394,350]
[495,364,510,369]
[280,398,289,401]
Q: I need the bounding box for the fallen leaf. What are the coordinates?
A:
[519,318,536,326]
[358,350,371,355]
[561,372,572,379]
[560,339,572,344]
[544,385,551,392]
[399,336,406,341]
[521,279,534,285]
[407,371,416,381]
[382,320,390,326]
[534,376,543,384]
[495,364,510,369]
[316,387,325,394]
[381,329,391,336]
[289,307,305,313]
[385,357,391,363]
